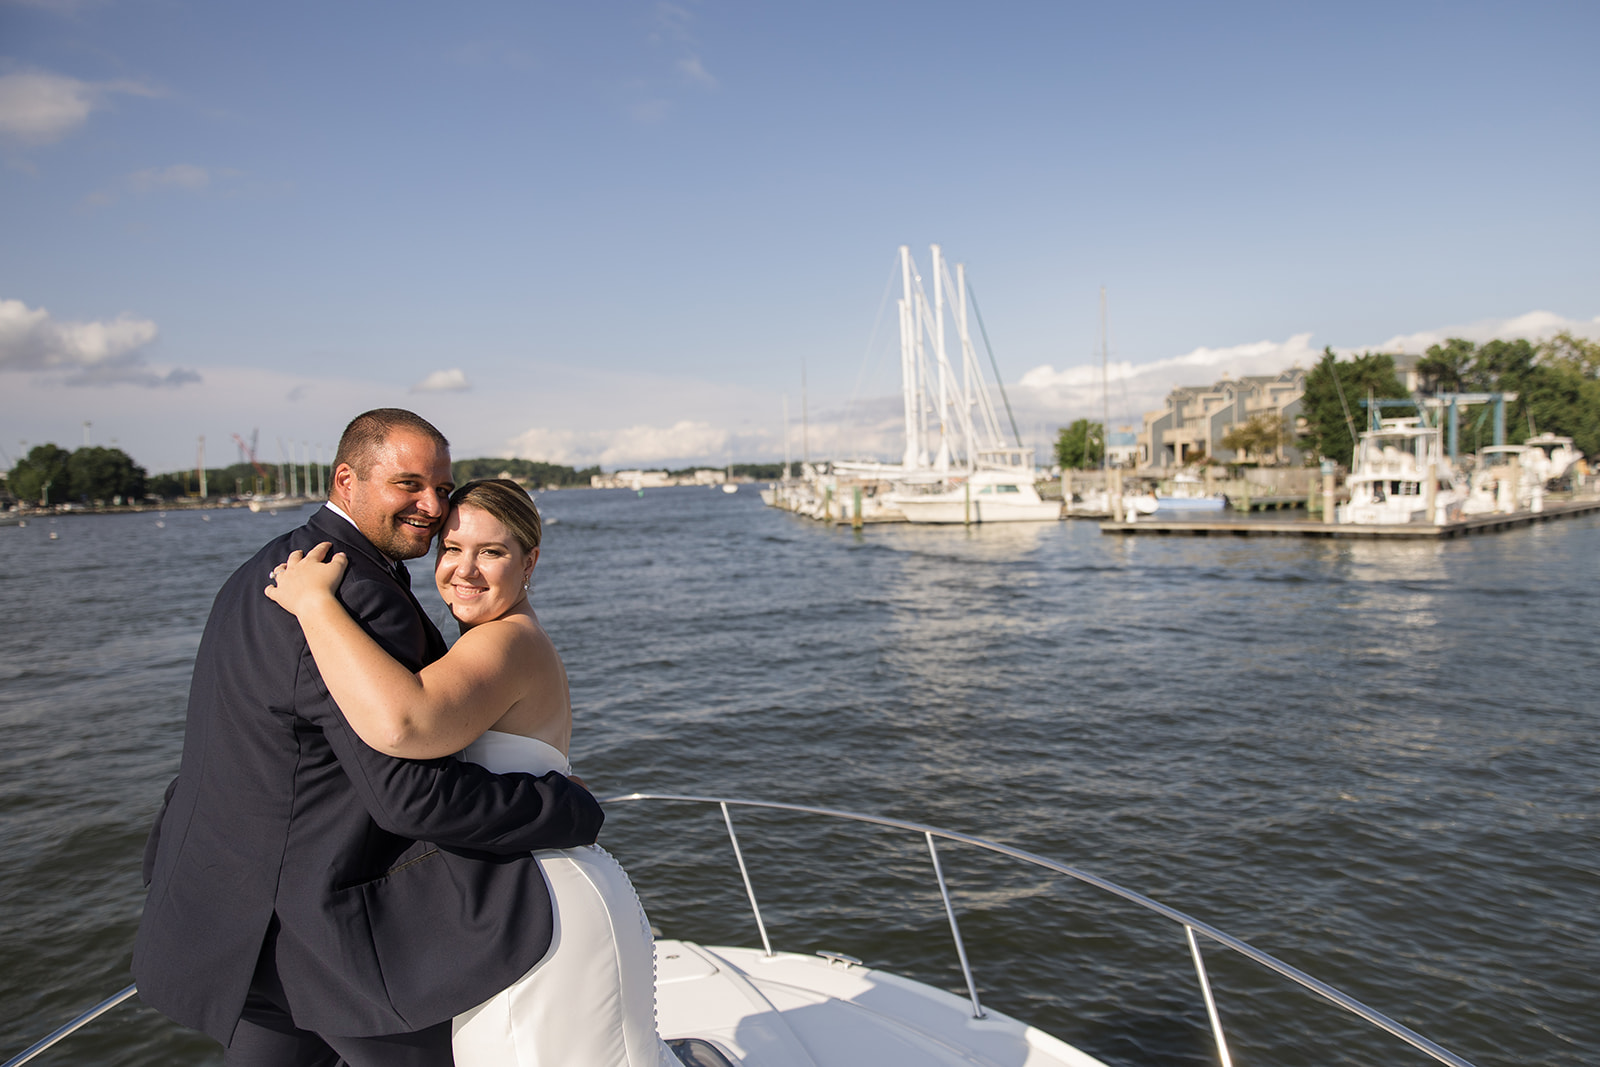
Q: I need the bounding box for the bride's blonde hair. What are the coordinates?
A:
[447,479,543,554]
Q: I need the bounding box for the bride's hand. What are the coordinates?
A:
[264,542,349,616]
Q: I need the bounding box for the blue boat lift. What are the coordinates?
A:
[1358,392,1518,462]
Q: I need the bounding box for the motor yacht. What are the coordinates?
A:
[1338,419,1464,525]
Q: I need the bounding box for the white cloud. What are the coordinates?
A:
[1370,310,1600,355]
[411,368,471,393]
[1010,310,1600,430]
[86,163,237,208]
[0,297,146,368]
[677,57,717,88]
[0,71,95,144]
[0,70,158,146]
[1015,332,1322,427]
[506,419,731,468]
[0,298,199,387]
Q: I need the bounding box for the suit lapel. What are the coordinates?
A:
[306,507,447,661]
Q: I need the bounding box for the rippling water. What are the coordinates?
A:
[1,491,1595,1066]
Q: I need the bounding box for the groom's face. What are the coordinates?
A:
[341,429,454,560]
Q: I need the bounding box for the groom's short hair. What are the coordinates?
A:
[333,409,450,481]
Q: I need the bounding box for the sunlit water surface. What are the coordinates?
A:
[1,491,1595,1066]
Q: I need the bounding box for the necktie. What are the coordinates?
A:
[393,560,411,589]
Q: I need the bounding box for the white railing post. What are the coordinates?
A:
[721,801,772,957]
[926,831,985,1019]
[1187,925,1234,1067]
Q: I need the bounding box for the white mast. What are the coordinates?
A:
[931,243,952,473]
[1100,285,1109,471]
[801,356,810,466]
[782,393,792,480]
[898,245,919,470]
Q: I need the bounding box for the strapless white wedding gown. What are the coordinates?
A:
[452,731,678,1067]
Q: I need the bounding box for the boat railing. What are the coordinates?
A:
[604,792,1477,1067]
[3,794,1477,1067]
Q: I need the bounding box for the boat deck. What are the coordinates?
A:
[656,941,1106,1067]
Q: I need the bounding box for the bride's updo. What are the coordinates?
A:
[447,479,543,554]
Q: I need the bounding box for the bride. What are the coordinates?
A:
[266,478,677,1067]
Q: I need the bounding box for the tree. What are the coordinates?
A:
[66,446,146,503]
[1054,419,1104,470]
[8,444,73,505]
[147,472,190,499]
[1299,348,1412,464]
[1221,413,1287,465]
[1415,336,1600,456]
[1542,331,1600,380]
[1417,338,1476,394]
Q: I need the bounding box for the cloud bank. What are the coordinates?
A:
[1011,310,1600,431]
[507,419,732,468]
[0,298,198,387]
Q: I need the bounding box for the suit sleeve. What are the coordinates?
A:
[323,719,603,852]
[289,565,603,853]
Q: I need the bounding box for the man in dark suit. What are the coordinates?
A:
[133,408,604,1066]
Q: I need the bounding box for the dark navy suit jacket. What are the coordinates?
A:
[132,506,603,1043]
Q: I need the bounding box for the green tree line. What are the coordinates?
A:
[7,448,611,506]
[451,458,602,487]
[1300,333,1600,463]
[7,444,148,505]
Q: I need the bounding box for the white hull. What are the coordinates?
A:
[893,496,1060,523]
[889,469,1059,524]
[1154,495,1226,511]
[247,497,305,513]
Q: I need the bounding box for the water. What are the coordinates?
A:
[1,492,1595,1066]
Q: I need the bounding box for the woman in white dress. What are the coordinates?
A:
[266,478,677,1067]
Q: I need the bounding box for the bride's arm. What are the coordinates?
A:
[265,543,526,759]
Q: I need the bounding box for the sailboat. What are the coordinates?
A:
[874,245,1059,523]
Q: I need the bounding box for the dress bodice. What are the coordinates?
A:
[459,730,570,776]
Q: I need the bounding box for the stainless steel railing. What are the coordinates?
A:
[3,794,1477,1067]
[602,792,1478,1067]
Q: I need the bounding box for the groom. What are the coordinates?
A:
[133,408,603,1066]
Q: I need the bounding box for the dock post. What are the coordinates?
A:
[852,486,863,529]
[1240,477,1252,513]
[1063,469,1072,514]
[1110,468,1124,523]
[1321,462,1337,525]
[1425,461,1438,524]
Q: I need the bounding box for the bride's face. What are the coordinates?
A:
[435,504,536,628]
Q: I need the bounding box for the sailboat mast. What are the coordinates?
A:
[1100,285,1109,472]
[932,244,952,472]
[782,393,791,480]
[899,245,919,470]
[801,356,810,466]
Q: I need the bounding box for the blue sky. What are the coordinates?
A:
[2,1,1597,472]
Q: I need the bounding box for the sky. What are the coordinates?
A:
[2,0,1597,474]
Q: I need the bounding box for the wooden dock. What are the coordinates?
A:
[1100,497,1600,538]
